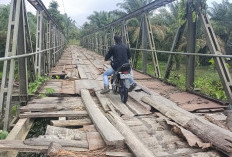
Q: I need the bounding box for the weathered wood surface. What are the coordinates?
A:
[20,104,62,112]
[50,119,92,127]
[142,95,232,155]
[129,90,151,111]
[106,151,132,157]
[0,140,47,153]
[45,125,87,141]
[0,118,34,157]
[20,111,88,118]
[107,112,154,157]
[126,97,151,115]
[81,89,124,146]
[78,66,88,79]
[24,137,89,148]
[75,80,102,94]
[87,132,106,150]
[107,94,134,117]
[95,91,111,112]
[47,142,62,157]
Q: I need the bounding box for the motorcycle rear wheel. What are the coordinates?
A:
[120,85,128,103]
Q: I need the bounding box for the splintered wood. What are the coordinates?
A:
[4,46,227,157]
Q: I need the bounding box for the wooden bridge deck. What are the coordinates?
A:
[0,45,229,156]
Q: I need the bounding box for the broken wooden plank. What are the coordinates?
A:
[129,90,151,111]
[75,80,102,94]
[78,66,88,79]
[107,94,134,117]
[47,142,62,156]
[126,97,151,115]
[95,91,111,112]
[87,132,106,150]
[107,111,154,157]
[141,95,232,155]
[50,119,92,127]
[45,125,87,141]
[19,111,88,118]
[81,89,124,146]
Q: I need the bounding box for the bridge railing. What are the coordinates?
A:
[0,0,66,131]
[81,0,232,108]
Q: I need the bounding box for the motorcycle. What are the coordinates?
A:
[111,63,132,103]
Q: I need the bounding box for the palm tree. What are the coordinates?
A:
[208,0,232,55]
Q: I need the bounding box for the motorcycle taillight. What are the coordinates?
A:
[123,71,129,74]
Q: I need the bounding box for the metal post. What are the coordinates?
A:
[18,0,28,103]
[52,25,56,66]
[164,23,186,79]
[103,30,108,56]
[141,15,147,73]
[144,13,160,77]
[46,20,51,72]
[111,26,115,46]
[196,0,232,104]
[186,0,197,90]
[121,20,130,47]
[0,0,22,130]
[35,10,44,76]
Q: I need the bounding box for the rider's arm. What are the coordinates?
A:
[105,46,114,61]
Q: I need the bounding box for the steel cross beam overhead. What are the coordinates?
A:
[27,0,62,30]
[84,0,176,35]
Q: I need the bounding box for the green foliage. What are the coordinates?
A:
[45,88,55,94]
[28,76,49,95]
[194,77,226,100]
[48,1,80,41]
[11,104,19,116]
[0,4,10,57]
[168,72,186,90]
[178,0,187,27]
[38,88,55,98]
[0,130,8,140]
[55,75,60,79]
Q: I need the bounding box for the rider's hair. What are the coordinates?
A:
[114,35,122,44]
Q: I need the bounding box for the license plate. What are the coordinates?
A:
[120,74,132,79]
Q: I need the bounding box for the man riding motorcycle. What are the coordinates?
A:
[100,35,136,94]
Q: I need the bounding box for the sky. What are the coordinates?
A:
[0,0,230,27]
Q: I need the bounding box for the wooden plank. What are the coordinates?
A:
[141,95,232,155]
[51,119,92,127]
[106,152,132,157]
[24,137,89,148]
[0,118,34,157]
[45,125,87,141]
[129,90,151,111]
[126,97,151,115]
[87,132,106,150]
[75,80,102,94]
[19,111,88,118]
[95,91,111,112]
[107,112,154,157]
[78,66,88,79]
[0,140,47,153]
[107,94,134,117]
[60,80,75,94]
[20,104,62,112]
[81,89,124,146]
